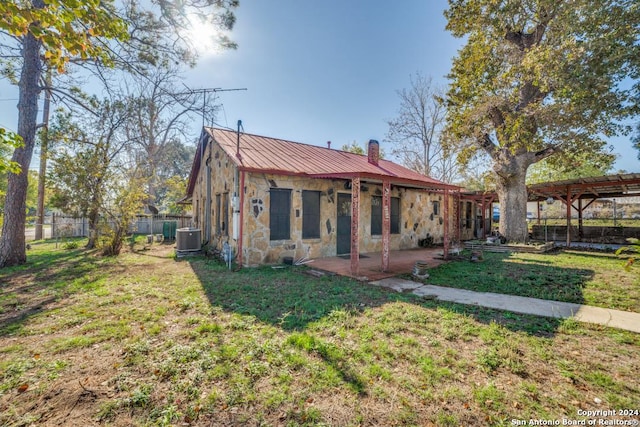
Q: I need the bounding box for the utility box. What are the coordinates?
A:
[163,221,178,240]
[176,228,201,252]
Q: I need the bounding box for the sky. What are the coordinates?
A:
[183,0,461,151]
[1,0,638,173]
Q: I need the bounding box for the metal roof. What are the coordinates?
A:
[527,173,640,201]
[200,127,456,191]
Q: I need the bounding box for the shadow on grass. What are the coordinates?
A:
[424,251,594,305]
[0,243,108,336]
[188,256,571,338]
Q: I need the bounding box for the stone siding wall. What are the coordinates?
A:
[192,138,451,266]
[241,174,449,266]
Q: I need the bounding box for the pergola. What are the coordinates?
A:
[528,173,640,246]
[461,173,640,246]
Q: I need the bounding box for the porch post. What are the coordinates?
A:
[443,189,450,259]
[350,177,361,276]
[481,196,486,239]
[566,186,572,248]
[381,180,391,272]
[578,198,583,241]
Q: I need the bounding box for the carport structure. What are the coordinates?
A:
[460,173,640,246]
[527,173,640,246]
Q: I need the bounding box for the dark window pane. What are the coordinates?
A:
[270,189,291,240]
[302,191,320,239]
[391,197,400,234]
[215,194,221,234]
[371,196,382,235]
[222,193,229,235]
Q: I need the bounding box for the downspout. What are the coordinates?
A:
[233,120,243,267]
[238,171,245,267]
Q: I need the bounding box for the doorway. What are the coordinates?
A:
[336,193,351,255]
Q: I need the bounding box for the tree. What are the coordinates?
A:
[0,0,128,267]
[121,66,203,206]
[455,152,494,191]
[341,141,365,155]
[100,175,147,256]
[48,99,134,249]
[0,128,23,174]
[526,149,616,184]
[634,122,640,160]
[160,175,188,214]
[444,0,640,242]
[340,141,385,158]
[386,72,458,183]
[0,0,238,267]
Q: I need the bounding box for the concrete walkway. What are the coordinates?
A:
[369,278,640,334]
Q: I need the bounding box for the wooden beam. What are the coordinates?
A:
[443,189,450,258]
[566,186,572,248]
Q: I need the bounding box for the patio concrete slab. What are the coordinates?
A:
[309,248,446,281]
[369,278,640,334]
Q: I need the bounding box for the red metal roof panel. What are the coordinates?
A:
[205,127,454,189]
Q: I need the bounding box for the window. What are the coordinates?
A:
[371,196,382,235]
[433,200,440,216]
[390,197,400,234]
[302,191,320,239]
[371,196,400,235]
[215,194,221,234]
[222,192,229,236]
[270,189,291,240]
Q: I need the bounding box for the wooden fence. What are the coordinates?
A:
[31,214,193,240]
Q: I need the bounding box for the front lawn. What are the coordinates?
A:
[0,241,638,426]
[423,250,640,312]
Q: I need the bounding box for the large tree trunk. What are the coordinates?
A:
[493,151,533,243]
[0,18,43,268]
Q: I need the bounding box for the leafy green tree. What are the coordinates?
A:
[159,175,188,214]
[100,176,147,256]
[341,141,385,158]
[526,149,616,184]
[341,141,365,155]
[633,122,640,160]
[0,129,23,174]
[0,0,238,267]
[0,0,128,267]
[444,0,640,242]
[48,99,134,249]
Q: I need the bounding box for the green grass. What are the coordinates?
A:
[421,250,640,312]
[0,241,638,426]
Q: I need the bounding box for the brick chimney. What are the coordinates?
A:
[367,139,379,165]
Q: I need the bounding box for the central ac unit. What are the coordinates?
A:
[176,228,201,252]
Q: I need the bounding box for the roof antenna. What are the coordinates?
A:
[176,84,247,127]
[236,119,243,160]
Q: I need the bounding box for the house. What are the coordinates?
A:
[186,127,459,274]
